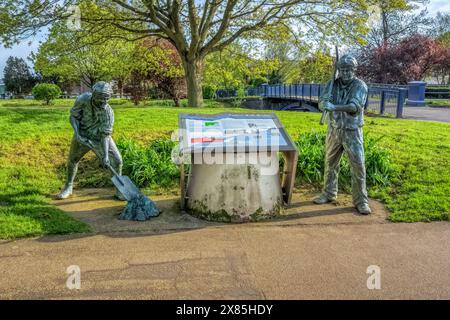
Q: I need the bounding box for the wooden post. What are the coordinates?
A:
[179,163,185,209]
[281,150,298,205]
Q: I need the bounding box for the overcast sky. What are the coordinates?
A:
[1,0,449,78]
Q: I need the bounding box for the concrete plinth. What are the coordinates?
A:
[186,152,282,222]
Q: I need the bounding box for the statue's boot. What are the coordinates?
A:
[313,193,336,204]
[356,203,372,215]
[57,183,73,200]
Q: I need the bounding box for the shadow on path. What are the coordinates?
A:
[40,188,389,243]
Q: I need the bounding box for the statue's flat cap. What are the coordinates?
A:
[92,81,112,95]
[338,55,358,68]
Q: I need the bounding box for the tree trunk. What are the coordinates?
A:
[118,79,123,98]
[183,58,204,107]
[381,10,388,46]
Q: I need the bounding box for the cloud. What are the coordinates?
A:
[427,0,450,15]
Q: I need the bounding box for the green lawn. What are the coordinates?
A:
[0,99,449,239]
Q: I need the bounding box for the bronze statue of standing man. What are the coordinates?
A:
[57,81,124,200]
[314,54,372,215]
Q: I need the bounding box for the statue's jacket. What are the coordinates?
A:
[70,92,114,143]
[321,78,368,130]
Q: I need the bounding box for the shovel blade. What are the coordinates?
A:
[111,175,141,201]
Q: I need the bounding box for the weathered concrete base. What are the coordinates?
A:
[186,152,282,222]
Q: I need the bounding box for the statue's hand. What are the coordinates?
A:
[324,101,336,112]
[102,156,110,169]
[77,135,94,149]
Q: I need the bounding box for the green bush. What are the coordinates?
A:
[202,85,216,99]
[112,132,394,194]
[116,138,179,188]
[294,131,396,192]
[32,83,62,105]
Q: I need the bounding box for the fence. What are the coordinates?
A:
[365,87,408,118]
[263,83,326,102]
[217,83,408,118]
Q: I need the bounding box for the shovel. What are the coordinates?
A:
[82,139,160,220]
[81,138,141,201]
[107,164,141,201]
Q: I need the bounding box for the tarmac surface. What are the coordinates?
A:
[402,106,450,123]
[0,188,449,299]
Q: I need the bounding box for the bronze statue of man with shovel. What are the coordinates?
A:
[57,81,125,200]
[314,54,372,215]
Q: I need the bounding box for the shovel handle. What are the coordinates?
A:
[107,164,119,177]
[78,138,120,178]
[320,110,327,125]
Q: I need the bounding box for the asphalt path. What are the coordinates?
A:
[402,106,450,123]
[0,190,448,299]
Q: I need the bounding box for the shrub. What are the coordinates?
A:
[202,85,216,99]
[116,138,179,188]
[32,83,62,105]
[294,131,396,192]
[79,131,395,194]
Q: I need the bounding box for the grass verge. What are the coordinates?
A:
[0,99,449,238]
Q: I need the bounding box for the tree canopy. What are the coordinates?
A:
[3,56,35,96]
[32,21,136,88]
[0,0,371,107]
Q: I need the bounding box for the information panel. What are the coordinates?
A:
[179,113,296,153]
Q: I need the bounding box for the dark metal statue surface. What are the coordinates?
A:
[57,81,124,200]
[314,55,372,215]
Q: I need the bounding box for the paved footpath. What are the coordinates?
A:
[403,106,450,123]
[0,190,449,300]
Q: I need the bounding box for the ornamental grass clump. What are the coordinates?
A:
[294,131,396,192]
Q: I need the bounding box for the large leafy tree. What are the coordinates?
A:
[429,12,450,40]
[32,21,136,88]
[127,37,186,106]
[363,0,430,48]
[262,25,303,85]
[433,32,450,85]
[295,51,333,84]
[3,56,35,96]
[203,43,278,91]
[354,0,432,83]
[0,0,370,107]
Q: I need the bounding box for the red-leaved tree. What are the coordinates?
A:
[143,38,187,107]
[124,38,187,106]
[432,45,450,85]
[357,34,448,84]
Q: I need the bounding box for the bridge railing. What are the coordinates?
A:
[216,83,408,118]
[263,83,326,102]
[366,86,408,118]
